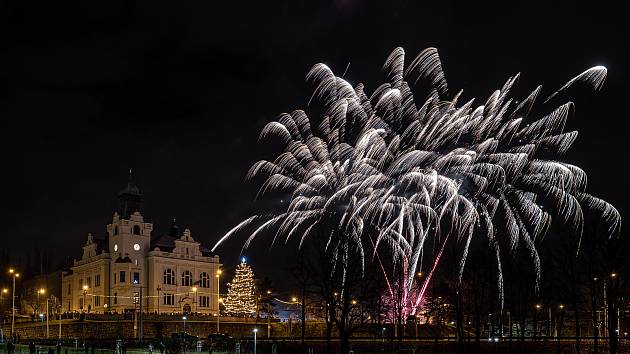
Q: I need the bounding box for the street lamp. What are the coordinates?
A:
[253,328,258,354]
[39,288,50,339]
[9,268,20,336]
[381,327,386,350]
[182,316,187,332]
[57,303,63,340]
[36,288,45,320]
[156,287,161,314]
[558,304,565,339]
[266,290,272,338]
[82,285,89,313]
[191,287,198,312]
[534,304,542,338]
[216,270,222,333]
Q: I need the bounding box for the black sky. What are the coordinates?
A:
[1,1,628,279]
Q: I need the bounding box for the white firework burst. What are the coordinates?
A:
[213,47,620,316]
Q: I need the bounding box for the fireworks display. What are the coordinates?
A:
[213,47,620,319]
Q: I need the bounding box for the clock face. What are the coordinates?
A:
[133,244,140,251]
[114,244,118,252]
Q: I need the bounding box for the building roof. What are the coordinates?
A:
[151,234,177,252]
[93,235,108,253]
[114,256,133,263]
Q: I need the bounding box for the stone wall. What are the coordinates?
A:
[1,319,330,340]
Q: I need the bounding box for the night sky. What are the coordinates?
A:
[2,1,628,280]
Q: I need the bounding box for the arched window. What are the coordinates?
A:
[181,270,193,286]
[200,272,210,288]
[113,226,118,236]
[163,268,175,285]
[133,225,141,235]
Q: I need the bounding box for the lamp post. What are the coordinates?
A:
[58,303,62,340]
[82,285,89,312]
[156,287,161,314]
[266,290,272,338]
[9,269,20,337]
[216,270,221,333]
[557,305,565,341]
[253,328,258,354]
[45,293,50,338]
[181,316,188,354]
[191,287,198,313]
[38,289,48,339]
[291,297,298,339]
[534,304,541,339]
[381,327,386,350]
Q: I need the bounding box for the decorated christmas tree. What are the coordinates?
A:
[224,257,257,316]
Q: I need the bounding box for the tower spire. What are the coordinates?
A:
[118,171,142,219]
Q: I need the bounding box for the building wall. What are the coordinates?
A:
[62,212,220,316]
[146,252,220,314]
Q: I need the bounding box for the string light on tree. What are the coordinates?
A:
[224,257,257,316]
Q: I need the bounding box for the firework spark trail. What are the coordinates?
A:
[213,47,621,318]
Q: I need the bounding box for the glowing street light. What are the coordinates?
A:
[38,288,50,339]
[82,285,89,313]
[9,268,20,336]
[253,328,259,354]
[191,287,198,312]
[216,269,222,333]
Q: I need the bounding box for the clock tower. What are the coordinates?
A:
[108,180,152,259]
